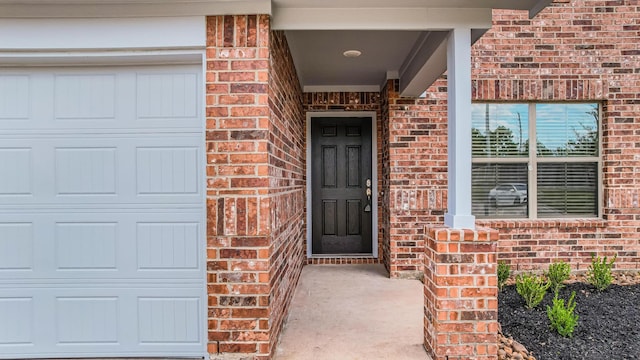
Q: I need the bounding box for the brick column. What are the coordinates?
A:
[205,15,272,358]
[424,226,499,360]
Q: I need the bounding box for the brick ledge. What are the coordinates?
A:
[476,218,606,229]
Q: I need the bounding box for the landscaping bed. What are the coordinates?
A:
[498,273,640,360]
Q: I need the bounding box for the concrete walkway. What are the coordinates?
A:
[275,265,429,360]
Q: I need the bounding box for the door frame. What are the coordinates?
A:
[306,111,378,258]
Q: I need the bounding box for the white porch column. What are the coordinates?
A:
[444,27,475,230]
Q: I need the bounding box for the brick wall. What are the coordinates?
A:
[205,16,306,360]
[471,0,640,271]
[206,15,272,358]
[266,29,306,357]
[382,80,449,278]
[384,0,640,273]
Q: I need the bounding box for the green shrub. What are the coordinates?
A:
[547,291,579,337]
[516,273,550,309]
[587,253,616,292]
[546,261,571,293]
[498,261,511,292]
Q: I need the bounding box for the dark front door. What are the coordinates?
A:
[311,117,372,254]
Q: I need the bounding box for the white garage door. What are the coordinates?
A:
[0,65,206,358]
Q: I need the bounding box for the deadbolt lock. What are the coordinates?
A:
[364,178,372,213]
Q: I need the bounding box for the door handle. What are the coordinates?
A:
[364,178,372,212]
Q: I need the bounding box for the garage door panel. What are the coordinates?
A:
[0,212,203,280]
[0,297,34,346]
[55,222,118,270]
[0,147,33,196]
[0,222,33,271]
[136,146,199,195]
[0,66,201,131]
[0,74,30,120]
[136,222,200,270]
[0,288,205,358]
[137,296,201,344]
[0,136,203,205]
[55,147,117,195]
[0,64,205,357]
[136,72,198,120]
[56,296,119,344]
[54,74,117,120]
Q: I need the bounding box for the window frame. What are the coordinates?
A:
[471,102,603,220]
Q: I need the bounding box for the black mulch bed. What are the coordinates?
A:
[499,282,640,360]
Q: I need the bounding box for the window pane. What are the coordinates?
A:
[472,163,528,219]
[471,104,529,158]
[536,103,599,157]
[537,163,598,217]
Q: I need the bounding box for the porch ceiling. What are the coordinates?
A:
[273,0,553,96]
[284,30,427,92]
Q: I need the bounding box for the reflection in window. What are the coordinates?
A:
[536,104,598,157]
[471,104,529,158]
[472,163,528,219]
[471,103,600,219]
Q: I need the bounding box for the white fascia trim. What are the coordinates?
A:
[0,0,271,17]
[306,111,379,259]
[304,85,380,93]
[0,17,205,51]
[272,7,493,30]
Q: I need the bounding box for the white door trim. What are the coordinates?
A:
[306,111,378,259]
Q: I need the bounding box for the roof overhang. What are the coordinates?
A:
[0,0,552,96]
[0,0,551,20]
[272,0,551,96]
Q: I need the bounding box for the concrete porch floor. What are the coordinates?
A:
[274,264,430,360]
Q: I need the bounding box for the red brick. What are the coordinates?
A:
[220,320,257,331]
[219,94,256,105]
[232,308,269,318]
[231,60,269,70]
[218,71,256,82]
[206,106,229,117]
[218,343,257,353]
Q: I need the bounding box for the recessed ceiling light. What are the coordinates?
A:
[343,50,362,58]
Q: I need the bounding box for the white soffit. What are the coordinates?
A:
[0,17,206,50]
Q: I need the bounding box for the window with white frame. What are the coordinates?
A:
[471,103,601,219]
